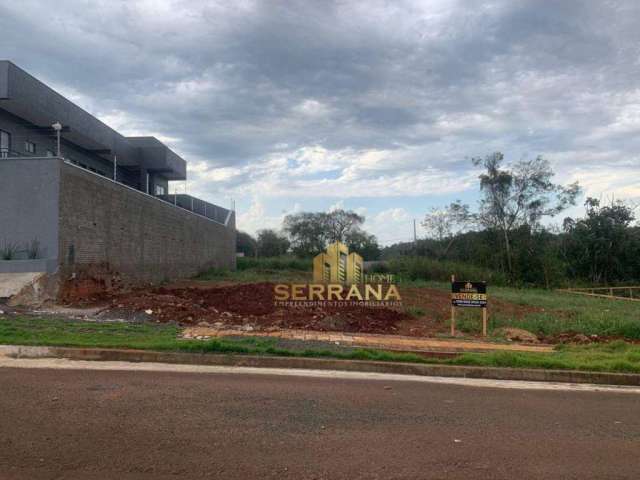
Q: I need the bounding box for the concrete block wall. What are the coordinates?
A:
[1,157,235,292]
[58,163,236,283]
[0,157,59,267]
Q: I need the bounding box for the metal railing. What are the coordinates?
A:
[2,155,234,228]
[155,194,232,225]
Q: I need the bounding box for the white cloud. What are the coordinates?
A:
[363,208,415,245]
[3,0,640,237]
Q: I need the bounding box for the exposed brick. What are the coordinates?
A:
[58,163,235,285]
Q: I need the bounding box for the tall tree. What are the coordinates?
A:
[472,152,580,277]
[563,198,637,283]
[421,201,473,257]
[283,212,328,256]
[256,229,290,257]
[283,209,369,257]
[236,231,257,257]
[344,228,381,260]
[323,209,365,243]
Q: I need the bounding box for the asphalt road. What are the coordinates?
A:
[1,366,639,479]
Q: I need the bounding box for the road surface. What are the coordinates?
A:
[0,361,639,479]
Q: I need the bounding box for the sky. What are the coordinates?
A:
[1,0,639,245]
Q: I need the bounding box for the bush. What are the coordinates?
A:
[387,256,506,285]
[0,241,19,260]
[237,256,312,272]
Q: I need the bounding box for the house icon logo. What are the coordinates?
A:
[313,241,363,284]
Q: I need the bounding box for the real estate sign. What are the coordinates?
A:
[451,281,487,308]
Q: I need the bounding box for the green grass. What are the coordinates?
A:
[472,287,640,339]
[0,316,433,362]
[196,256,312,282]
[0,316,183,350]
[3,316,640,374]
[452,342,640,374]
[396,281,640,340]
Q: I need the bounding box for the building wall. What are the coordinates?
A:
[0,157,59,267]
[58,162,236,283]
[0,108,59,156]
[1,157,235,291]
[0,108,142,188]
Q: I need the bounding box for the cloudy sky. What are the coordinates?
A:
[2,0,639,243]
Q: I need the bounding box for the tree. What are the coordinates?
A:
[421,201,473,257]
[563,197,637,283]
[236,231,257,257]
[256,229,290,257]
[324,209,365,243]
[283,209,367,257]
[344,228,381,260]
[472,152,580,278]
[283,212,327,257]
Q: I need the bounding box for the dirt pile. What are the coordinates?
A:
[494,327,540,344]
[59,266,124,305]
[109,282,411,334]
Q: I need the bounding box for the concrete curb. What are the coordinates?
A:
[2,344,640,386]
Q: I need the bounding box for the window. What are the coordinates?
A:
[24,140,36,154]
[46,150,54,157]
[0,130,10,158]
[155,185,165,196]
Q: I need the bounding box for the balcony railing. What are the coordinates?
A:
[1,149,55,158]
[1,153,234,227]
[156,194,232,225]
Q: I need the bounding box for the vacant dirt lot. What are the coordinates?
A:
[60,280,545,338]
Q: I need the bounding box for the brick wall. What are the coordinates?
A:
[58,162,236,284]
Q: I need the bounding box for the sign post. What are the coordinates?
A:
[482,307,487,336]
[450,278,488,336]
[450,275,456,336]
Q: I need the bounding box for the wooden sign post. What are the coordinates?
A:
[450,276,488,337]
[450,275,456,336]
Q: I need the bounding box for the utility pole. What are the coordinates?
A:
[413,219,417,253]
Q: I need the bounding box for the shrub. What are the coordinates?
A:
[387,256,506,285]
[26,239,40,259]
[237,256,312,272]
[0,241,19,260]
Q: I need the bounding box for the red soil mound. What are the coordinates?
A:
[110,282,411,334]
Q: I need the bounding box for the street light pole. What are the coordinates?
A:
[51,122,62,157]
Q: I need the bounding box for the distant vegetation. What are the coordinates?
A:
[383,153,638,288]
[236,209,381,261]
[236,256,311,272]
[377,257,505,285]
[235,152,638,288]
[382,195,639,288]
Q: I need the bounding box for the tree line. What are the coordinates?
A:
[236,209,382,260]
[236,152,638,287]
[389,152,639,287]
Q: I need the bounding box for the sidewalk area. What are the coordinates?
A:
[182,327,554,354]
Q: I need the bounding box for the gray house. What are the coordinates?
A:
[0,61,235,302]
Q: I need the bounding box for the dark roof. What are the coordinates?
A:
[0,61,186,180]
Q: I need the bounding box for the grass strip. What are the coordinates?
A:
[3,317,640,374]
